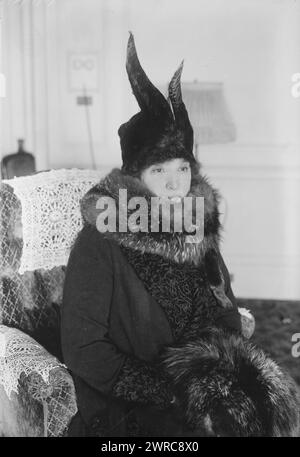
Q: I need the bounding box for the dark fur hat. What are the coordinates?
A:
[119,33,196,176]
[160,327,300,436]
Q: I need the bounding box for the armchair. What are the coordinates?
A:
[0,169,105,436]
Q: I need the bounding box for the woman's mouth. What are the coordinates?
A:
[169,196,182,203]
[158,195,183,204]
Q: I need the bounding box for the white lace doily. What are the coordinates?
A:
[3,168,106,273]
[0,325,65,399]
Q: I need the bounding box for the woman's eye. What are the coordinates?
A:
[151,168,163,174]
[179,166,189,172]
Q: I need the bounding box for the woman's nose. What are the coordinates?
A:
[166,176,179,191]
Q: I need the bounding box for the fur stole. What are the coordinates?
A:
[80,167,221,267]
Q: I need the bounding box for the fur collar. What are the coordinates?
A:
[80,167,221,266]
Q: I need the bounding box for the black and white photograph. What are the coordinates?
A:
[0,0,300,440]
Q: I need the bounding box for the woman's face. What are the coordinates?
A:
[140,158,191,200]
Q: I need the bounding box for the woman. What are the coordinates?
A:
[61,34,299,437]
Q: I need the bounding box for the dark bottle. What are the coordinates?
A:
[1,139,36,179]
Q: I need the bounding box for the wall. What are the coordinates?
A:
[1,0,300,299]
[0,0,129,169]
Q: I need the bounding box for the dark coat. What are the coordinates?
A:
[62,224,243,436]
[61,168,242,436]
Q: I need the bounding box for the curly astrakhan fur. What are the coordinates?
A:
[160,327,300,436]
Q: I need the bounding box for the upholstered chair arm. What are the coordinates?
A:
[0,325,77,437]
